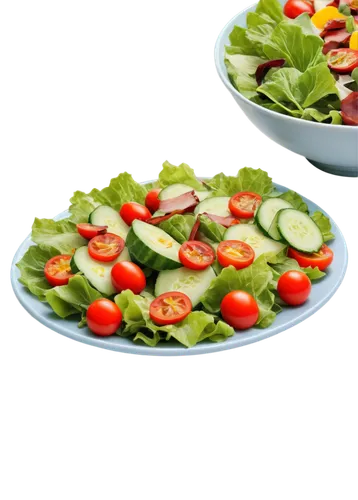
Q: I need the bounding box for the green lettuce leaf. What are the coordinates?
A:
[46,275,103,319]
[114,290,234,348]
[201,257,277,328]
[69,172,147,223]
[16,245,59,301]
[198,215,226,243]
[158,214,195,244]
[207,167,273,197]
[311,211,335,242]
[302,108,343,125]
[31,218,86,253]
[352,68,358,86]
[278,190,309,213]
[228,26,259,56]
[158,161,204,190]
[255,0,285,24]
[267,254,326,282]
[225,53,267,99]
[263,22,325,72]
[291,13,317,35]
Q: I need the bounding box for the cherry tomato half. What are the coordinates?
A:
[88,233,125,262]
[220,291,259,330]
[145,189,161,213]
[217,240,255,270]
[44,255,74,286]
[179,241,215,270]
[229,192,262,219]
[150,292,192,326]
[277,271,312,306]
[327,48,358,74]
[86,298,122,336]
[283,0,314,19]
[120,202,152,226]
[77,223,107,239]
[111,261,146,294]
[288,245,334,271]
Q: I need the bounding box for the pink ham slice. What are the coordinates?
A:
[158,190,199,214]
[202,213,240,228]
[341,92,358,125]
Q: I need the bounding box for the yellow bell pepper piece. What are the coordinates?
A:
[350,32,358,51]
[311,7,346,30]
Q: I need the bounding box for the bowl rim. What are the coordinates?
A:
[214,1,358,130]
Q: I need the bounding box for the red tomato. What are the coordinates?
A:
[277,271,312,306]
[86,298,122,336]
[229,192,262,219]
[327,49,358,74]
[217,240,255,270]
[179,241,215,270]
[88,233,125,262]
[77,223,107,239]
[44,255,74,286]
[283,0,314,19]
[288,245,334,271]
[150,292,192,326]
[120,202,151,226]
[111,261,146,294]
[145,189,161,213]
[220,291,259,330]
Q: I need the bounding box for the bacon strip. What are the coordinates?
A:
[158,190,199,214]
[320,18,347,38]
[256,59,286,86]
[188,219,201,241]
[202,213,240,228]
[341,92,358,126]
[146,206,197,225]
[324,29,351,45]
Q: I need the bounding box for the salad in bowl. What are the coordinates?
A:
[225,0,358,125]
[15,163,336,349]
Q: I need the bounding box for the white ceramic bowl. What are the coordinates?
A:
[214,0,358,177]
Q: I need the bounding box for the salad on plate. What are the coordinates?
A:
[16,163,335,348]
[225,0,358,125]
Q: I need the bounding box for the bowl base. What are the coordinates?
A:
[306,159,358,178]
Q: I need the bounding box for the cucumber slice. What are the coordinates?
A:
[89,206,129,240]
[126,220,182,271]
[159,183,209,202]
[194,197,231,217]
[71,246,131,295]
[155,266,216,307]
[224,224,285,259]
[256,198,292,241]
[277,209,323,253]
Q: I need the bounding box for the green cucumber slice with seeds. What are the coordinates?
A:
[126,220,182,271]
[89,206,129,240]
[159,183,209,202]
[155,266,216,307]
[224,224,285,259]
[194,197,231,217]
[256,198,292,241]
[71,246,131,295]
[277,209,323,253]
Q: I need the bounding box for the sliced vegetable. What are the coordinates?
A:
[88,233,125,262]
[71,246,131,295]
[229,192,262,219]
[217,240,255,270]
[284,0,315,19]
[311,6,347,29]
[126,220,182,271]
[277,270,312,306]
[158,183,209,202]
[194,197,231,217]
[288,244,334,271]
[111,261,146,294]
[179,241,215,270]
[155,265,216,308]
[350,31,358,49]
[277,209,323,252]
[119,202,151,226]
[77,223,107,240]
[256,59,286,85]
[86,298,123,336]
[150,292,192,326]
[255,198,293,239]
[220,291,259,330]
[159,190,199,214]
[145,189,161,213]
[224,224,286,259]
[89,205,129,240]
[44,255,74,287]
[327,48,358,73]
[341,91,358,124]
